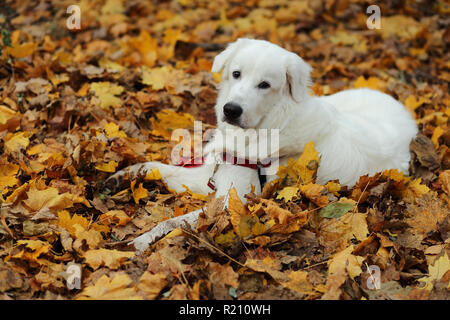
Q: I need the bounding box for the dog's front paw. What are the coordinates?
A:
[103,173,125,195]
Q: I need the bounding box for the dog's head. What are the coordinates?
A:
[212,38,312,129]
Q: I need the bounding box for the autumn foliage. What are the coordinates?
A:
[0,0,449,300]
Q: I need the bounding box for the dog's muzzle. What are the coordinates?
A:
[223,102,243,123]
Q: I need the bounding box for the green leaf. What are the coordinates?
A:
[319,202,354,219]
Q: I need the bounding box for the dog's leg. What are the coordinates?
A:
[132,208,204,252]
[105,161,215,195]
[130,164,260,253]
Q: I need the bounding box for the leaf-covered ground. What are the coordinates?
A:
[0,0,449,300]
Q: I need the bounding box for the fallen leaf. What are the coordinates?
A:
[77,274,142,300]
[137,272,167,299]
[90,82,124,109]
[83,248,135,270]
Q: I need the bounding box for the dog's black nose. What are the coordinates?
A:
[223,103,243,120]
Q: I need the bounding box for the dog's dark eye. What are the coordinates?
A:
[232,71,241,79]
[258,81,270,89]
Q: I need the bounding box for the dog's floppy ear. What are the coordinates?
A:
[285,53,312,103]
[211,38,249,75]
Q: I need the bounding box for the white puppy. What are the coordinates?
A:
[108,38,418,251]
[208,38,418,186]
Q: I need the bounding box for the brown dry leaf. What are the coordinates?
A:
[245,255,315,296]
[319,211,369,254]
[100,210,132,226]
[208,262,239,288]
[406,195,449,239]
[438,170,450,195]
[137,272,167,299]
[299,183,329,206]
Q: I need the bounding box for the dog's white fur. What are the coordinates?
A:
[108,38,418,251]
[209,38,418,186]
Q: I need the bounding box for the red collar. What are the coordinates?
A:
[174,153,271,170]
[175,153,272,191]
[175,156,205,168]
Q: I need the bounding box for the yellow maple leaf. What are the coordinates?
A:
[382,168,409,182]
[276,186,299,202]
[431,126,444,148]
[144,168,162,180]
[128,30,157,67]
[104,122,127,138]
[277,141,320,184]
[354,76,380,90]
[24,185,74,212]
[325,181,341,195]
[328,245,364,280]
[90,82,124,109]
[0,105,19,126]
[6,31,37,58]
[181,184,208,201]
[55,210,109,237]
[77,274,142,300]
[73,224,103,249]
[83,248,135,270]
[95,160,118,173]
[0,162,19,189]
[418,253,450,291]
[151,109,194,140]
[99,57,125,73]
[404,95,427,112]
[141,66,171,91]
[4,131,31,154]
[4,181,29,203]
[228,188,249,234]
[131,179,148,204]
[47,70,69,86]
[8,240,51,262]
[402,178,430,203]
